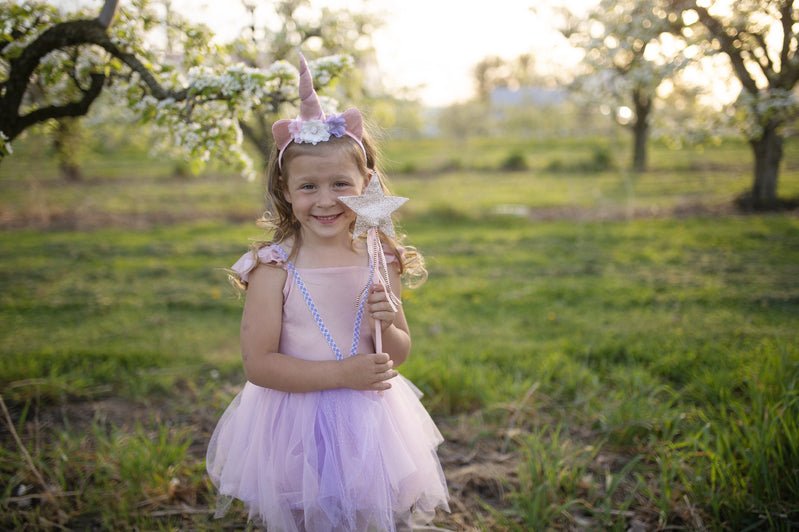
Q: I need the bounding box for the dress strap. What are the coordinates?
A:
[274,246,370,361]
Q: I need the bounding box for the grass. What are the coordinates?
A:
[397,212,799,528]
[0,223,248,403]
[1,133,799,529]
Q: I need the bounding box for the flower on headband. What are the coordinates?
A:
[287,113,350,145]
[325,114,347,137]
[290,118,331,145]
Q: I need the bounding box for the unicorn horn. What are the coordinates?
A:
[298,52,325,121]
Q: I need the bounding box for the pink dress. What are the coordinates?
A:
[206,245,449,531]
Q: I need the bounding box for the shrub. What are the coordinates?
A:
[500,149,528,171]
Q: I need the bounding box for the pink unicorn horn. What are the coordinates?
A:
[297,52,325,121]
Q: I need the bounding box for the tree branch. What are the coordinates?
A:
[17,72,105,132]
[1,20,105,140]
[3,20,106,117]
[96,0,120,29]
[681,1,760,94]
[67,48,85,91]
[779,0,799,89]
[748,30,775,80]
[0,17,187,142]
[94,37,188,101]
[0,27,24,56]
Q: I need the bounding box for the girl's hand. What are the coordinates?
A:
[367,283,398,331]
[339,352,398,391]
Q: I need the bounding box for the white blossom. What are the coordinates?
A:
[0,131,12,156]
[4,2,353,179]
[735,89,799,140]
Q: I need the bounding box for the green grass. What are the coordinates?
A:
[395,213,799,529]
[0,223,250,402]
[1,135,799,529]
[402,215,798,396]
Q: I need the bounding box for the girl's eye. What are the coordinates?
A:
[335,181,352,189]
[300,184,316,191]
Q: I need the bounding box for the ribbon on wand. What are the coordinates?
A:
[339,172,407,354]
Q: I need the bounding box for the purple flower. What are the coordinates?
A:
[325,114,347,137]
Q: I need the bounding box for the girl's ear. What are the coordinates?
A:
[358,173,371,193]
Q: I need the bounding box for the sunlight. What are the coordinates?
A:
[617,106,633,124]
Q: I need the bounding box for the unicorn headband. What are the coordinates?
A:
[272,53,367,171]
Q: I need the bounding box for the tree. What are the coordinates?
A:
[473,54,542,102]
[0,0,355,179]
[671,0,799,207]
[560,0,687,172]
[437,100,490,144]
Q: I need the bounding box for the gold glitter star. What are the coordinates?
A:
[339,173,408,239]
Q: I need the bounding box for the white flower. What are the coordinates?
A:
[295,119,330,144]
[0,130,12,156]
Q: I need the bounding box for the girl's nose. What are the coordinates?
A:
[317,188,338,207]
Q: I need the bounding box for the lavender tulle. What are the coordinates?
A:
[206,376,449,531]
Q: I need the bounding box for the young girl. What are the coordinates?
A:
[206,53,450,531]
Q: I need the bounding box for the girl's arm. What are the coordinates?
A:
[240,263,398,393]
[367,264,412,367]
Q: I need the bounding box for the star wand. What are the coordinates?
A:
[339,172,407,355]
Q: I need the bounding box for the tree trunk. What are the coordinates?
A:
[747,119,783,207]
[239,118,272,162]
[631,89,651,172]
[54,117,84,181]
[632,118,648,173]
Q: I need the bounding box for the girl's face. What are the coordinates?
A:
[283,147,367,245]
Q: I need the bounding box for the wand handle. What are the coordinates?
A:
[375,319,382,353]
[375,317,385,397]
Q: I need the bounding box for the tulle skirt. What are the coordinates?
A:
[206,376,449,531]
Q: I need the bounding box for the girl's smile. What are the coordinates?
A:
[314,213,342,224]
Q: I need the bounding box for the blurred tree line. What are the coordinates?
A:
[453,1,798,208]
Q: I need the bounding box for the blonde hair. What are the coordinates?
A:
[233,131,427,291]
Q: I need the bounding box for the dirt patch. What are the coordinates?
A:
[0,208,258,231]
[524,201,741,222]
[434,417,519,530]
[5,194,796,233]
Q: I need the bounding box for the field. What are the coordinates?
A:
[1,133,799,530]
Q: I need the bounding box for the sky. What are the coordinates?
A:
[57,0,594,107]
[356,0,587,106]
[164,0,591,106]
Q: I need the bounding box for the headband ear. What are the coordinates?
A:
[272,119,293,151]
[341,108,363,141]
